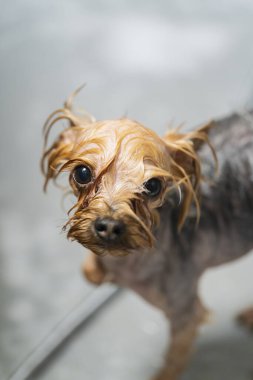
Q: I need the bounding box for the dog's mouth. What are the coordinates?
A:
[71,234,144,257]
[70,228,153,257]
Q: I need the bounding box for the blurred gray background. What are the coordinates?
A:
[1,1,253,379]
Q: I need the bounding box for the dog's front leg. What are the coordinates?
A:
[152,298,207,380]
[82,252,107,285]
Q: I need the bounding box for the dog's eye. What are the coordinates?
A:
[143,178,162,197]
[73,165,92,185]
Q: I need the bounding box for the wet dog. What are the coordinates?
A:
[42,91,253,379]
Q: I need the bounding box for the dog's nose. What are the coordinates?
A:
[94,217,125,242]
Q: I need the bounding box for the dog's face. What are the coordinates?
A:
[42,100,211,256]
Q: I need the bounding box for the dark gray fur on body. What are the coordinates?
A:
[99,111,253,318]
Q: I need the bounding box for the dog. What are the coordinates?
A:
[42,90,253,380]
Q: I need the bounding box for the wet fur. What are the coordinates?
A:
[42,93,253,379]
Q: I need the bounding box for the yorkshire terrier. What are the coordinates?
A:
[42,90,253,380]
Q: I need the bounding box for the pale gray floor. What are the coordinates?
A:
[1,1,253,380]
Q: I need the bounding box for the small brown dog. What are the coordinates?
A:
[42,91,253,380]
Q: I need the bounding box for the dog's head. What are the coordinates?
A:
[42,93,214,256]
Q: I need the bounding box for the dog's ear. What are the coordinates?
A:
[162,122,216,227]
[190,121,215,151]
[41,124,78,191]
[163,121,214,178]
[41,89,95,191]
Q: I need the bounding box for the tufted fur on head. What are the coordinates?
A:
[41,90,216,256]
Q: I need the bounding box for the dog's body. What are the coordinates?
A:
[42,95,253,379]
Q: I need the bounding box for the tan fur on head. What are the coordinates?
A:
[41,91,216,256]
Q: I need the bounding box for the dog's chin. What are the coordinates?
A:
[92,246,133,257]
[77,241,133,257]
